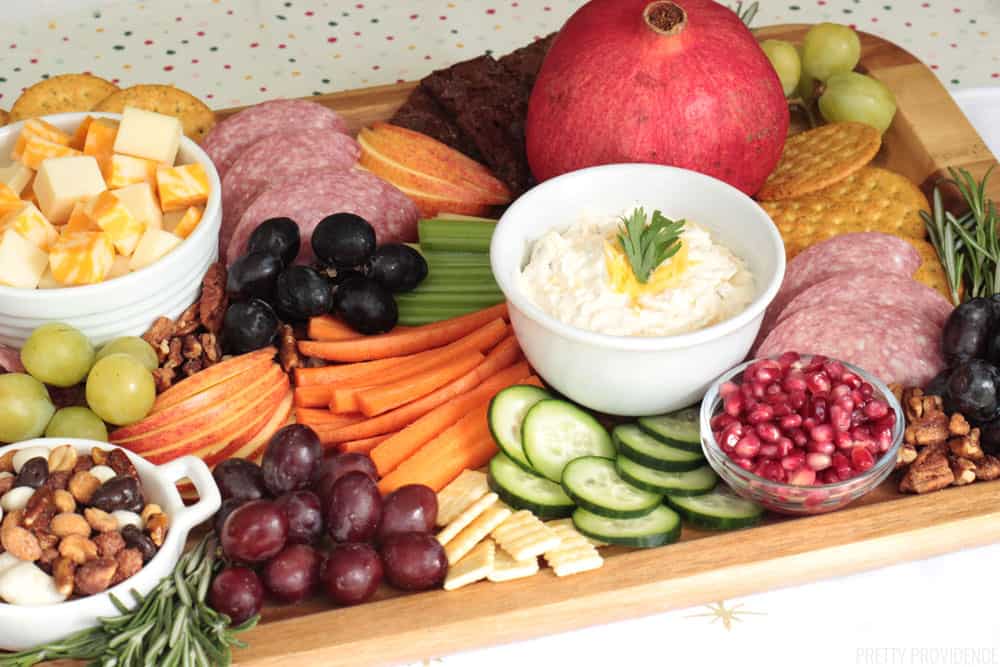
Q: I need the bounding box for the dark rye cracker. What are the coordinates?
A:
[389,87,482,160]
[497,32,557,89]
[9,74,119,122]
[93,84,216,142]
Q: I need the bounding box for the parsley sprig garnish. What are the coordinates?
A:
[617,208,685,284]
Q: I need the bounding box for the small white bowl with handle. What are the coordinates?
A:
[0,438,220,652]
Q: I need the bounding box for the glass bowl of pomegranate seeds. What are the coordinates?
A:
[700,352,904,515]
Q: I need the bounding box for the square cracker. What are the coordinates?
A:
[444,504,512,565]
[436,469,489,527]
[487,546,539,583]
[437,492,498,547]
[543,522,604,577]
[491,510,561,562]
[444,539,496,591]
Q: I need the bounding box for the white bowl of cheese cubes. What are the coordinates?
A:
[0,109,221,347]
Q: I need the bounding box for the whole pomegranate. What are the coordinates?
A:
[526,0,788,195]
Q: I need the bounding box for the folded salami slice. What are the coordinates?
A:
[777,271,954,328]
[754,233,922,352]
[0,344,24,373]
[220,130,360,256]
[756,301,945,387]
[202,99,350,180]
[227,169,419,266]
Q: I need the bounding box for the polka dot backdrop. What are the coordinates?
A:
[0,0,997,111]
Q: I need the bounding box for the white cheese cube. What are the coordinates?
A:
[33,155,106,224]
[0,162,33,196]
[112,182,162,232]
[106,254,131,280]
[0,229,48,288]
[129,228,181,271]
[0,562,69,605]
[113,106,182,165]
[0,202,58,251]
[36,266,60,289]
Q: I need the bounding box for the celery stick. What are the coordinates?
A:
[432,214,498,223]
[396,291,504,308]
[419,218,496,253]
[412,281,502,295]
[423,251,491,266]
[398,304,488,326]
[425,265,496,281]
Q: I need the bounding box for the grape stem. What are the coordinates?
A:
[787,97,819,129]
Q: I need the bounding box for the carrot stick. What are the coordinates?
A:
[313,336,522,444]
[298,303,507,362]
[294,355,413,388]
[356,351,485,417]
[338,434,390,454]
[294,408,365,428]
[307,316,363,341]
[294,385,337,408]
[370,361,532,476]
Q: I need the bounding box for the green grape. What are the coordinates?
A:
[85,353,156,426]
[96,336,159,372]
[818,71,897,133]
[45,406,109,441]
[801,22,861,82]
[20,322,95,388]
[795,46,819,99]
[760,39,801,98]
[0,373,55,443]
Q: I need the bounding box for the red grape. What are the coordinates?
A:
[315,453,377,504]
[377,484,437,542]
[209,567,263,624]
[214,498,245,537]
[326,472,382,543]
[379,532,447,591]
[262,424,322,495]
[275,490,324,544]
[322,543,383,606]
[213,459,267,502]
[263,544,323,604]
[221,499,289,563]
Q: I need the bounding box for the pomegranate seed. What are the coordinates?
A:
[719,381,740,398]
[876,412,896,429]
[850,389,865,404]
[807,440,835,455]
[734,433,761,458]
[711,413,737,431]
[720,422,743,448]
[724,394,743,417]
[874,424,893,452]
[747,404,774,424]
[787,467,816,486]
[732,457,754,471]
[758,443,780,459]
[851,446,875,471]
[777,351,800,369]
[850,407,866,427]
[776,438,794,457]
[810,424,834,442]
[851,426,872,441]
[788,390,807,409]
[779,413,803,430]
[835,431,854,449]
[750,381,767,399]
[771,401,793,417]
[806,452,832,471]
[759,460,786,482]
[831,452,852,479]
[804,355,828,372]
[810,397,828,422]
[782,371,807,393]
[764,391,789,406]
[818,468,840,485]
[789,428,808,447]
[755,365,780,385]
[863,399,889,419]
[802,417,817,431]
[781,450,806,471]
[835,394,855,412]
[841,371,861,389]
[822,360,845,380]
[860,382,874,399]
[755,422,781,443]
[830,405,852,432]
[765,382,783,396]
[831,383,851,399]
[740,382,754,400]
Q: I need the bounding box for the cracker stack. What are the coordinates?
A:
[757,121,947,297]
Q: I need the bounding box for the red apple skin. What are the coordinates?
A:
[526,0,789,196]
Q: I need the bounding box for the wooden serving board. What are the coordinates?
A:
[204,25,999,667]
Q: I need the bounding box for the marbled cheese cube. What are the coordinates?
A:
[19,135,82,170]
[49,231,115,286]
[0,184,22,219]
[104,153,158,189]
[112,182,162,232]
[69,116,95,151]
[0,162,33,196]
[0,229,48,288]
[12,118,71,161]
[129,228,181,271]
[33,155,106,224]
[86,191,144,256]
[114,106,182,165]
[36,267,60,289]
[64,201,99,233]
[162,205,202,239]
[83,118,119,175]
[1,202,58,251]
[106,254,131,280]
[157,163,209,212]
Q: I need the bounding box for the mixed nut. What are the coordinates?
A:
[0,444,169,605]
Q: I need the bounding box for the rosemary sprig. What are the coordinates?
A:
[617,208,685,284]
[729,1,759,28]
[921,166,998,305]
[0,535,257,667]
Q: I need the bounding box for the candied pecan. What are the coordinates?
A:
[900,446,954,494]
[32,528,59,553]
[949,432,985,461]
[44,471,71,492]
[152,367,176,393]
[2,511,42,561]
[111,548,143,586]
[950,457,977,486]
[949,413,971,437]
[140,504,163,525]
[181,334,203,361]
[174,302,201,336]
[146,513,169,547]
[181,357,204,377]
[199,263,228,334]
[0,451,14,474]
[896,444,918,469]
[47,445,78,473]
[200,333,221,365]
[94,531,125,559]
[22,488,54,530]
[53,557,76,597]
[73,455,94,474]
[164,337,184,370]
[142,316,176,349]
[37,547,59,574]
[904,411,950,447]
[75,558,118,595]
[107,449,138,479]
[278,324,300,373]
[976,455,1000,481]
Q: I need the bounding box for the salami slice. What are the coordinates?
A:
[220,130,360,256]
[227,169,419,266]
[0,344,24,373]
[756,301,945,387]
[754,233,921,352]
[778,271,954,328]
[202,99,350,179]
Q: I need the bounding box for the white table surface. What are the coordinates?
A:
[3,2,1000,666]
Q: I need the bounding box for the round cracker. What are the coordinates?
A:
[757,122,881,201]
[762,196,925,244]
[812,166,930,213]
[904,237,956,302]
[93,84,216,142]
[9,73,119,122]
[0,109,8,126]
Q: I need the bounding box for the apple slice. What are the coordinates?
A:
[204,389,293,468]
[194,384,289,466]
[153,347,277,412]
[387,182,498,219]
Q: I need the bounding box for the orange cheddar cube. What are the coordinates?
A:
[0,183,22,219]
[69,116,95,151]
[83,118,118,174]
[19,135,82,171]
[49,231,115,286]
[65,201,99,233]
[104,153,158,189]
[85,191,144,256]
[0,162,33,196]
[157,163,209,212]
[21,176,37,206]
[12,118,71,161]
[1,202,59,251]
[162,205,202,239]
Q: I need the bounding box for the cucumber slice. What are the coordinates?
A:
[561,456,661,519]
[613,424,705,472]
[637,406,702,452]
[488,453,575,519]
[572,505,681,548]
[666,485,764,530]
[522,400,615,482]
[616,457,718,496]
[488,385,552,471]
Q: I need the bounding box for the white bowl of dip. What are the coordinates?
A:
[491,163,785,416]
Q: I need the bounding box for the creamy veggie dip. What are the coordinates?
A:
[517,210,755,337]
